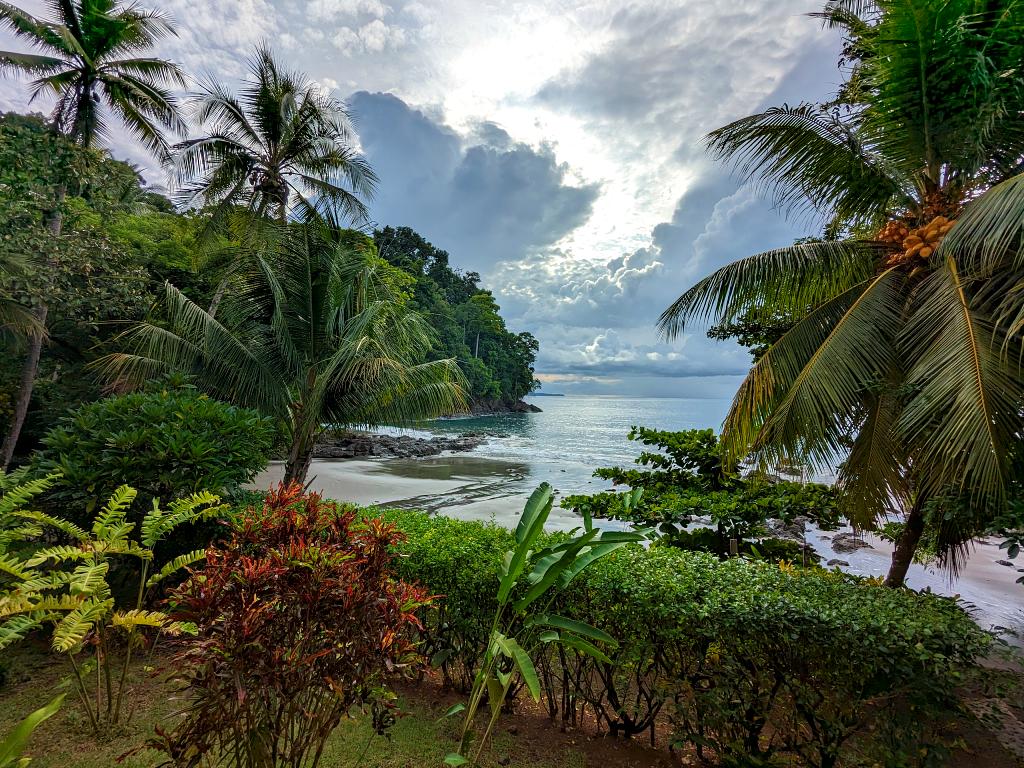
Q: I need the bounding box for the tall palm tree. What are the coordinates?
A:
[659,0,1024,587]
[172,45,377,225]
[0,0,186,470]
[97,221,467,485]
[0,0,186,155]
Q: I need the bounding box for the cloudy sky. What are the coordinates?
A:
[0,0,844,397]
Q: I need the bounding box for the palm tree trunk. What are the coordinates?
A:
[883,499,926,588]
[208,277,228,318]
[1,305,47,470]
[283,441,315,487]
[283,419,318,487]
[1,192,62,470]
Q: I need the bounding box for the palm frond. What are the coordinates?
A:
[941,171,1024,277]
[658,240,884,339]
[835,381,910,527]
[706,103,908,224]
[722,268,904,473]
[898,257,1024,537]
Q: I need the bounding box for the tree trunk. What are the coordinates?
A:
[283,443,315,487]
[474,331,480,358]
[1,192,62,470]
[1,304,48,470]
[283,421,317,487]
[207,277,228,318]
[883,500,926,588]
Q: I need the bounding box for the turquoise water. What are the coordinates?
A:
[422,394,733,496]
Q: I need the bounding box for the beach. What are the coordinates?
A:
[256,445,1024,642]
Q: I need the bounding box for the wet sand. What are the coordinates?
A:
[255,456,1024,641]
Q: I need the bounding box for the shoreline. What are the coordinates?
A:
[254,455,1024,642]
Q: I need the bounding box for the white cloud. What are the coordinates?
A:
[308,0,390,22]
[0,0,844,395]
[358,19,406,52]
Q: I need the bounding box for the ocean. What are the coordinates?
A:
[258,394,1022,639]
[423,394,735,496]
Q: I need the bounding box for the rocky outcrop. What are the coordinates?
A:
[765,517,808,542]
[465,399,542,415]
[831,532,874,553]
[313,431,486,459]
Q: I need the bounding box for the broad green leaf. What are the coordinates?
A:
[0,693,65,765]
[506,638,541,702]
[531,615,618,648]
[560,636,613,665]
[499,484,553,604]
[487,674,504,715]
[444,754,468,766]
[437,702,465,722]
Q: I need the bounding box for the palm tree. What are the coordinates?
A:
[659,0,1024,587]
[171,46,377,226]
[97,221,467,485]
[0,0,186,469]
[0,0,186,155]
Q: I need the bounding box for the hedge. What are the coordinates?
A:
[377,508,989,768]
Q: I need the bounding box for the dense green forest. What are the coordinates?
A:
[0,112,537,461]
[374,226,539,406]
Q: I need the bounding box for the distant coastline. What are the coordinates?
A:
[529,392,565,397]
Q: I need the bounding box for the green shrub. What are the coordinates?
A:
[33,379,274,526]
[375,507,988,767]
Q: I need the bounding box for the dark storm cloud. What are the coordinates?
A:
[348,91,600,272]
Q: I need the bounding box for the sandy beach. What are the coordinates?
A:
[255,455,1024,642]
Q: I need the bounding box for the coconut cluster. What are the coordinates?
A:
[878,216,956,269]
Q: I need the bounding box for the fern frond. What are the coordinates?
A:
[0,472,60,517]
[68,562,110,598]
[25,544,92,567]
[14,570,75,594]
[91,486,137,542]
[14,511,88,542]
[110,609,169,631]
[52,598,113,654]
[163,621,198,637]
[140,492,223,549]
[0,553,33,581]
[97,540,153,560]
[0,593,90,621]
[145,549,207,588]
[0,613,45,650]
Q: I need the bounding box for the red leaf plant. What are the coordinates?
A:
[149,483,431,768]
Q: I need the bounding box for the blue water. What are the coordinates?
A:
[422,395,733,496]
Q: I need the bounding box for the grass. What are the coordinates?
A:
[0,645,627,768]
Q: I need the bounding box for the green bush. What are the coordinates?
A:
[375,507,988,767]
[33,380,274,527]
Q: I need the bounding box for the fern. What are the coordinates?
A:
[91,485,137,543]
[111,609,169,631]
[52,598,114,654]
[25,544,92,567]
[97,540,152,560]
[164,620,198,637]
[14,511,89,542]
[69,562,110,598]
[0,554,32,581]
[146,549,207,588]
[0,472,59,518]
[140,491,223,548]
[0,613,44,650]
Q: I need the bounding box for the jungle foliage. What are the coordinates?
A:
[379,506,988,768]
[375,226,539,405]
[561,428,841,560]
